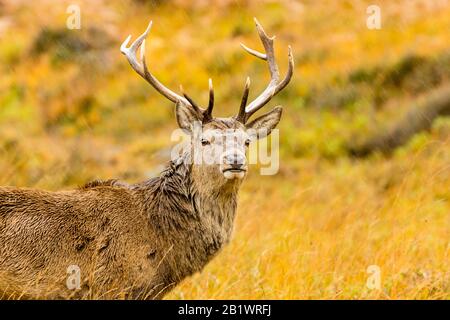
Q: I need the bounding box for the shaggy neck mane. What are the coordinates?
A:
[132,152,240,237]
[131,152,240,283]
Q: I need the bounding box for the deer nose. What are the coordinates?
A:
[224,153,246,168]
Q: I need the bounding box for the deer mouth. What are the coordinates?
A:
[222,167,247,180]
[222,168,247,173]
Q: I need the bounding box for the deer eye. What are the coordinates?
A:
[201,139,210,146]
[245,139,251,147]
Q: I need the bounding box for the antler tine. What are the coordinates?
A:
[238,17,294,122]
[207,78,214,115]
[121,21,191,106]
[179,85,202,115]
[240,43,267,60]
[237,77,250,123]
[202,79,214,123]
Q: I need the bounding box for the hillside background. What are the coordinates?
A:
[0,0,449,299]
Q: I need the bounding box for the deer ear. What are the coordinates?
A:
[245,106,282,139]
[175,102,202,132]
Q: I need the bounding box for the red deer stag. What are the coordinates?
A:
[0,18,293,299]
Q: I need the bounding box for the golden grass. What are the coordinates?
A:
[169,138,450,299]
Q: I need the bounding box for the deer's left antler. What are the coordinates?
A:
[237,18,294,123]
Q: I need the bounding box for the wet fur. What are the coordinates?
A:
[0,111,282,299]
[0,121,242,299]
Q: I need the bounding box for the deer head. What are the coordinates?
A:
[121,18,293,188]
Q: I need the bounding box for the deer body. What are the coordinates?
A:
[0,18,293,299]
[0,152,239,299]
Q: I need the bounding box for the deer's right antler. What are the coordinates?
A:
[121,21,215,119]
[121,21,190,106]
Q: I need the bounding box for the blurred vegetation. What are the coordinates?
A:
[0,0,449,299]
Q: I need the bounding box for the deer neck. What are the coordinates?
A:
[134,153,242,281]
[162,153,241,231]
[134,151,242,235]
[190,176,240,238]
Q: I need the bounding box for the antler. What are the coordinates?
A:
[121,19,291,125]
[121,21,191,106]
[121,21,215,119]
[238,18,294,123]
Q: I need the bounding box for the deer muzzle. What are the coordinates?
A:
[221,151,247,179]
